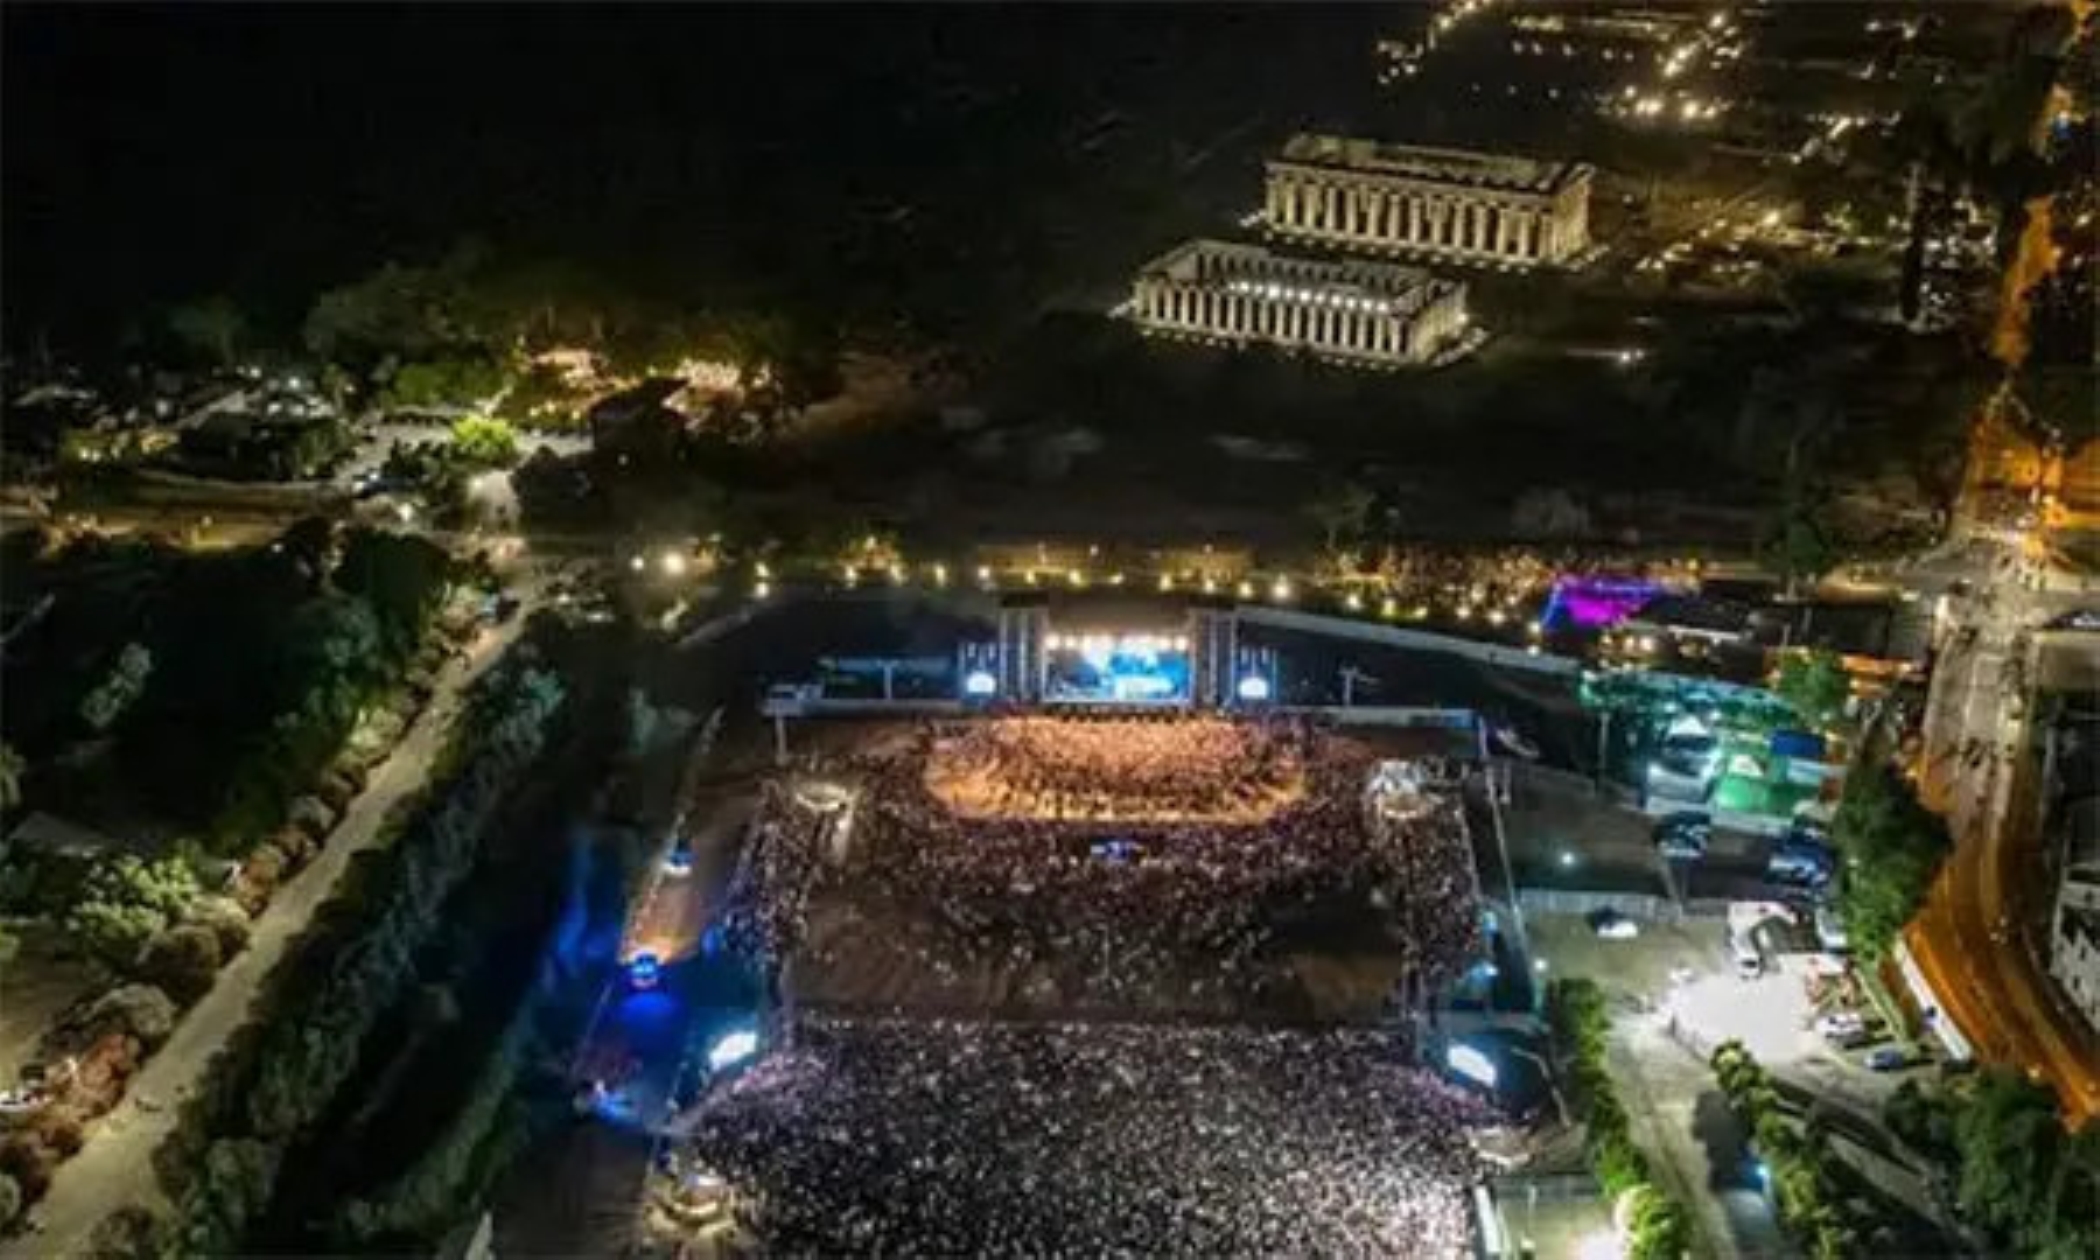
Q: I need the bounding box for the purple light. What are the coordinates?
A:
[1545,577,1662,629]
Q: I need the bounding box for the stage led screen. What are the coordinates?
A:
[1043,632,1191,704]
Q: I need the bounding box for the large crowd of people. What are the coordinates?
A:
[923,715,1302,821]
[721,715,1482,1016]
[685,1017,1493,1257]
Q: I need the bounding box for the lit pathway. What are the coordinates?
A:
[6,615,527,1257]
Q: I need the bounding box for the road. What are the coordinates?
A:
[4,612,530,1257]
[1610,1016,1790,1260]
[1895,0,2099,1119]
[1903,526,2100,1121]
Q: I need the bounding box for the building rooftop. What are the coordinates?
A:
[1274,134,1589,196]
[1138,239,1455,302]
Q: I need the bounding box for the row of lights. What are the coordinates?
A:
[1225,278,1396,314]
[1045,633,1194,653]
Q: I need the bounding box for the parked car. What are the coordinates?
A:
[1815,1011,1866,1039]
[1864,1046,1915,1072]
[1654,811,1712,859]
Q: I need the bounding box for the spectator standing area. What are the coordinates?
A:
[674,712,1499,1255]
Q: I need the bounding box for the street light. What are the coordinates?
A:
[661,550,688,578]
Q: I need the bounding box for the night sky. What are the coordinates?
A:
[5,4,1381,350]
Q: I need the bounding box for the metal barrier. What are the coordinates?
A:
[1894,938,1975,1062]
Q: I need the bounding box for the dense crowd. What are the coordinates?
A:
[685,1017,1493,1258]
[924,715,1301,820]
[721,716,1482,1014]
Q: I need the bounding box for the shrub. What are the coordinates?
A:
[328,755,371,792]
[68,1032,144,1116]
[1626,1183,1694,1260]
[28,1106,86,1157]
[315,770,358,812]
[288,796,337,841]
[141,924,224,1006]
[265,827,316,873]
[87,1204,178,1259]
[234,848,287,916]
[186,896,253,958]
[63,856,202,972]
[44,985,176,1056]
[0,1135,56,1203]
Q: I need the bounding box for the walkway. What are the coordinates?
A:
[6,616,526,1257]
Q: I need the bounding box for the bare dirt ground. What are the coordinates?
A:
[0,934,101,1082]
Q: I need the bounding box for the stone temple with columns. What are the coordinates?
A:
[1124,132,1593,369]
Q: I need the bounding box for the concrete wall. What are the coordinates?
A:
[1237,606,1581,677]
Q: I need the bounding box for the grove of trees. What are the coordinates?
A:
[1829,761,1952,959]
[1710,1040,1907,1258]
[133,662,566,1257]
[1773,649,1851,731]
[1545,978,1695,1260]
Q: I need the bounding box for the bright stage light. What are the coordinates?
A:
[1236,674,1271,703]
[626,952,662,989]
[1446,1043,1498,1088]
[963,669,998,697]
[707,1028,760,1072]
